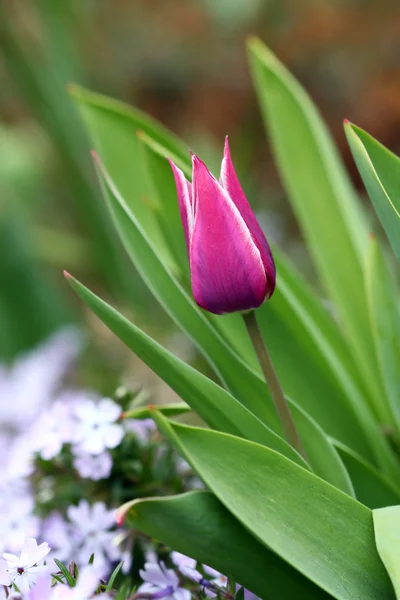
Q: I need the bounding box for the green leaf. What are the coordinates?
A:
[121,491,331,600]
[70,85,187,270]
[259,249,373,461]
[66,272,359,495]
[153,414,394,600]
[335,441,400,509]
[263,248,400,480]
[106,561,124,592]
[365,235,400,434]
[248,38,385,421]
[345,122,400,261]
[373,506,400,598]
[54,559,76,587]
[65,272,307,469]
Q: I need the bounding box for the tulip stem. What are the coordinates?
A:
[243,311,307,461]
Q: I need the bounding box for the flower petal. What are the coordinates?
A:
[20,538,50,567]
[0,559,11,586]
[220,137,275,297]
[190,155,267,314]
[168,160,193,252]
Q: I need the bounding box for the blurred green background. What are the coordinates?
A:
[1,0,400,394]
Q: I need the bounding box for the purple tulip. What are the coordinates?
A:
[169,137,276,314]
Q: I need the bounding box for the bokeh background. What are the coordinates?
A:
[2,0,400,399]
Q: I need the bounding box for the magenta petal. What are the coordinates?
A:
[168,159,193,252]
[190,155,267,314]
[220,137,275,297]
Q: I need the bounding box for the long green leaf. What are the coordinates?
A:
[120,491,331,600]
[365,236,400,434]
[248,37,385,419]
[153,414,394,600]
[374,506,400,599]
[64,272,307,468]
[70,85,187,270]
[334,441,400,509]
[65,273,358,494]
[345,122,400,261]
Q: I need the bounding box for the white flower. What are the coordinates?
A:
[72,398,124,456]
[0,538,51,594]
[138,562,191,600]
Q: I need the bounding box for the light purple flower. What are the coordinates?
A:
[138,562,190,600]
[72,398,124,456]
[73,451,113,480]
[0,490,40,555]
[169,138,275,314]
[27,566,110,600]
[170,552,196,570]
[172,553,227,598]
[0,538,50,594]
[67,501,122,574]
[29,395,79,461]
[41,513,76,564]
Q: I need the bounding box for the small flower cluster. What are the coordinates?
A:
[0,537,259,600]
[0,329,196,583]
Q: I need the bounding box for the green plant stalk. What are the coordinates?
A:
[243,311,307,461]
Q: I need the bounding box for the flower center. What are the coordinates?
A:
[17,567,24,575]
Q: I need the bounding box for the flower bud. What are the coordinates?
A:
[169,138,275,314]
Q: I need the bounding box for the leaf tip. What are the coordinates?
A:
[115,501,136,526]
[90,149,100,163]
[63,270,72,280]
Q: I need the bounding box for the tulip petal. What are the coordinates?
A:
[168,160,194,251]
[190,156,267,314]
[220,137,275,297]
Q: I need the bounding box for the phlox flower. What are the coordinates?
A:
[73,451,113,480]
[72,397,124,456]
[0,538,50,594]
[138,562,190,600]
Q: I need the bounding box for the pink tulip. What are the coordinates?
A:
[169,138,276,315]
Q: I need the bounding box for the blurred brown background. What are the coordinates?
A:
[1,0,400,391]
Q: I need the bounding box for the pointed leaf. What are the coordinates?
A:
[345,122,400,261]
[248,37,385,421]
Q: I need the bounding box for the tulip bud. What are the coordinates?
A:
[169,137,275,314]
